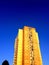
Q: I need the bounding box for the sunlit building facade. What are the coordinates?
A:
[13,26,43,65]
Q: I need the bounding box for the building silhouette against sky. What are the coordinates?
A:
[13,26,43,65]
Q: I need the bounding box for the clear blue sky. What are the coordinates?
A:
[0,0,49,65]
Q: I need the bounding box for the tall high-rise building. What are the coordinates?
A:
[13,26,43,65]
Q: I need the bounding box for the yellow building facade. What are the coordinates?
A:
[13,26,43,65]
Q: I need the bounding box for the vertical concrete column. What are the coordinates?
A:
[32,28,42,65]
[24,26,30,65]
[13,38,18,65]
[16,29,23,65]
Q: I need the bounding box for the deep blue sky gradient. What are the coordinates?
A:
[0,0,49,65]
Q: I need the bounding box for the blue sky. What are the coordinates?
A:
[0,0,49,65]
